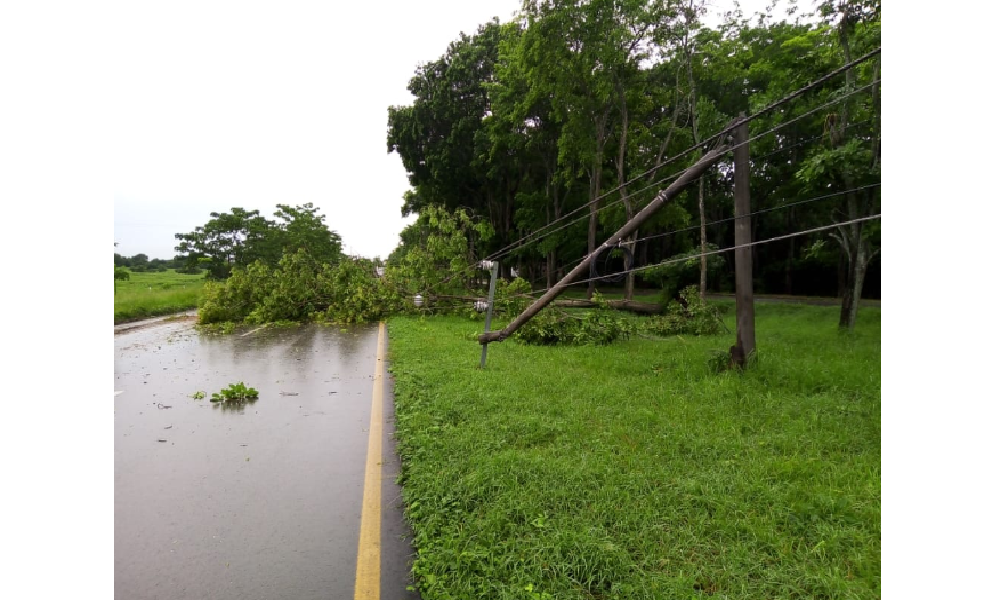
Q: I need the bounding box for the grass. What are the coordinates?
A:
[114,269,205,323]
[387,303,880,599]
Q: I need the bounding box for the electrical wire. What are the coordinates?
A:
[519,214,881,297]
[487,45,882,261]
[487,79,879,265]
[419,53,882,293]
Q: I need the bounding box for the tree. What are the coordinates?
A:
[799,0,880,330]
[387,19,519,265]
[384,1,881,310]
[174,208,281,279]
[389,205,494,302]
[273,203,343,265]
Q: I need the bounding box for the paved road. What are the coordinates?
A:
[115,319,417,600]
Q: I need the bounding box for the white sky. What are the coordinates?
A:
[113,0,790,260]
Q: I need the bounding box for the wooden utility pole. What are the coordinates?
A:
[479,142,731,345]
[731,113,756,367]
[479,261,500,368]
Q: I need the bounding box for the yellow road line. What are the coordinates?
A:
[355,321,385,600]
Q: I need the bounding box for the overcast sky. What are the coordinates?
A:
[113,0,792,260]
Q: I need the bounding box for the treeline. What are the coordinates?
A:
[385,0,881,326]
[114,253,198,273]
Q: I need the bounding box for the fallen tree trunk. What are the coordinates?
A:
[479,141,732,344]
[552,299,660,314]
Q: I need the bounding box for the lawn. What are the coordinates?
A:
[387,303,880,599]
[114,269,205,323]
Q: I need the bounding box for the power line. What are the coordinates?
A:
[483,48,879,263]
[587,47,881,210]
[488,79,879,264]
[426,53,882,293]
[632,182,880,246]
[753,120,869,164]
[490,169,684,262]
[530,183,879,289]
[523,214,881,296]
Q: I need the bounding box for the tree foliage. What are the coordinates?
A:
[175,203,342,279]
[386,0,881,323]
[197,206,529,327]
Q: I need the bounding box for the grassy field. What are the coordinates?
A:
[114,269,205,323]
[387,303,880,599]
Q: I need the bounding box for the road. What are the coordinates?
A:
[115,318,417,600]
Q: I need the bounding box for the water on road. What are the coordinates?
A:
[115,320,411,600]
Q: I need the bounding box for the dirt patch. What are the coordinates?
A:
[114,312,197,336]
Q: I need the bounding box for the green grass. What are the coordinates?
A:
[387,303,880,599]
[114,269,205,323]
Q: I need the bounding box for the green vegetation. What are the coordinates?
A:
[115,252,197,273]
[195,206,532,329]
[388,303,880,599]
[512,294,635,346]
[560,288,659,302]
[644,286,726,337]
[387,0,881,327]
[114,269,205,323]
[174,202,343,279]
[209,382,259,403]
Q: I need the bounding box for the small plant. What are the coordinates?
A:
[210,382,260,403]
[707,350,732,374]
[191,391,206,400]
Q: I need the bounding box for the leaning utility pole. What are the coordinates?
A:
[730,113,756,367]
[479,141,732,345]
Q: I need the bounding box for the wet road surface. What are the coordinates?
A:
[115,319,417,600]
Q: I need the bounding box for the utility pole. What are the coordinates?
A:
[731,113,756,367]
[479,261,500,368]
[479,142,732,345]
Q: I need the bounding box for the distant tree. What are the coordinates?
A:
[175,204,344,279]
[114,253,126,267]
[174,208,280,279]
[114,268,130,282]
[148,258,170,272]
[273,203,343,265]
[174,254,202,274]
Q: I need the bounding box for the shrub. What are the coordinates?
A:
[639,244,725,306]
[643,285,724,336]
[513,299,634,346]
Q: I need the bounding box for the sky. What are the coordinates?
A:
[113,0,792,260]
